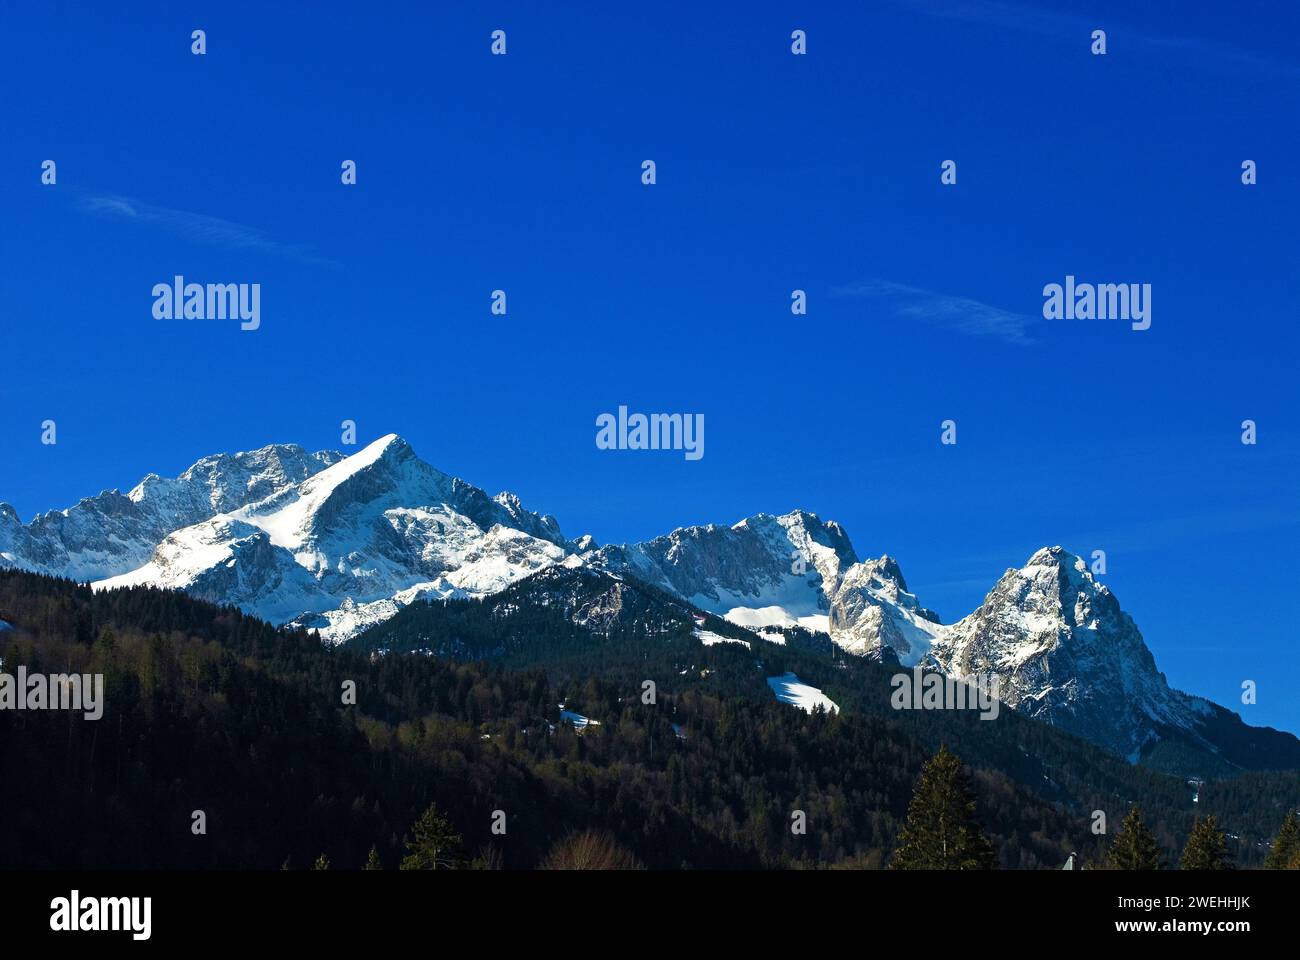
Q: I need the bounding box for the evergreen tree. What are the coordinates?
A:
[364,845,383,870]
[400,802,463,870]
[1180,816,1231,870]
[312,853,331,871]
[890,746,996,870]
[1264,811,1300,869]
[1105,807,1162,870]
[8,567,1299,873]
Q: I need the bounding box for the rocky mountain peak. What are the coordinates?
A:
[861,554,908,592]
[4,443,1286,767]
[828,553,945,663]
[931,546,1197,760]
[89,434,566,643]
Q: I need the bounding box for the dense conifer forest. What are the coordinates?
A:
[2,569,1297,870]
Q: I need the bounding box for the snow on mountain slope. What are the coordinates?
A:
[6,437,1294,765]
[231,435,401,555]
[827,556,947,665]
[930,546,1211,760]
[0,443,341,581]
[598,522,1263,761]
[590,510,857,634]
[94,435,566,642]
[695,627,751,649]
[96,517,336,625]
[130,443,346,526]
[593,511,946,666]
[768,673,839,715]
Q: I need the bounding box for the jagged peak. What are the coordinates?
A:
[731,508,827,531]
[1015,545,1110,595]
[289,433,413,495]
[862,554,908,591]
[782,507,830,526]
[649,511,816,548]
[652,521,722,541]
[356,432,408,459]
[178,440,327,476]
[1024,545,1082,568]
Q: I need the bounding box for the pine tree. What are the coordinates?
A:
[1180,816,1232,870]
[1105,807,1162,870]
[364,845,383,870]
[889,745,996,870]
[399,802,463,870]
[312,853,331,871]
[1263,811,1300,869]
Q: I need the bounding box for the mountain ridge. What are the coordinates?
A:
[1,432,1292,769]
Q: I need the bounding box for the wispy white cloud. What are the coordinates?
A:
[80,194,333,265]
[895,0,1300,79]
[835,278,1034,345]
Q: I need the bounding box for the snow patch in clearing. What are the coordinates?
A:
[722,604,828,636]
[694,628,750,649]
[767,672,839,715]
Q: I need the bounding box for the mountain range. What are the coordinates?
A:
[1,432,1292,768]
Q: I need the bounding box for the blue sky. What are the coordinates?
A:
[2,1,1297,731]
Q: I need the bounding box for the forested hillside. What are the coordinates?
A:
[2,569,1296,869]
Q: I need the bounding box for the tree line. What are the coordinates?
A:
[888,745,1300,870]
[3,568,1298,870]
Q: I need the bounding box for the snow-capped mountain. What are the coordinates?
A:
[592,520,1292,764]
[587,510,856,635]
[3,435,1292,765]
[0,443,343,581]
[929,546,1214,762]
[828,555,946,662]
[588,511,946,664]
[2,435,567,643]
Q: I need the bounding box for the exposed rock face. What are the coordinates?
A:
[597,529,1241,762]
[829,556,945,662]
[0,443,343,581]
[590,510,857,634]
[4,441,1293,766]
[931,546,1210,761]
[3,435,566,644]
